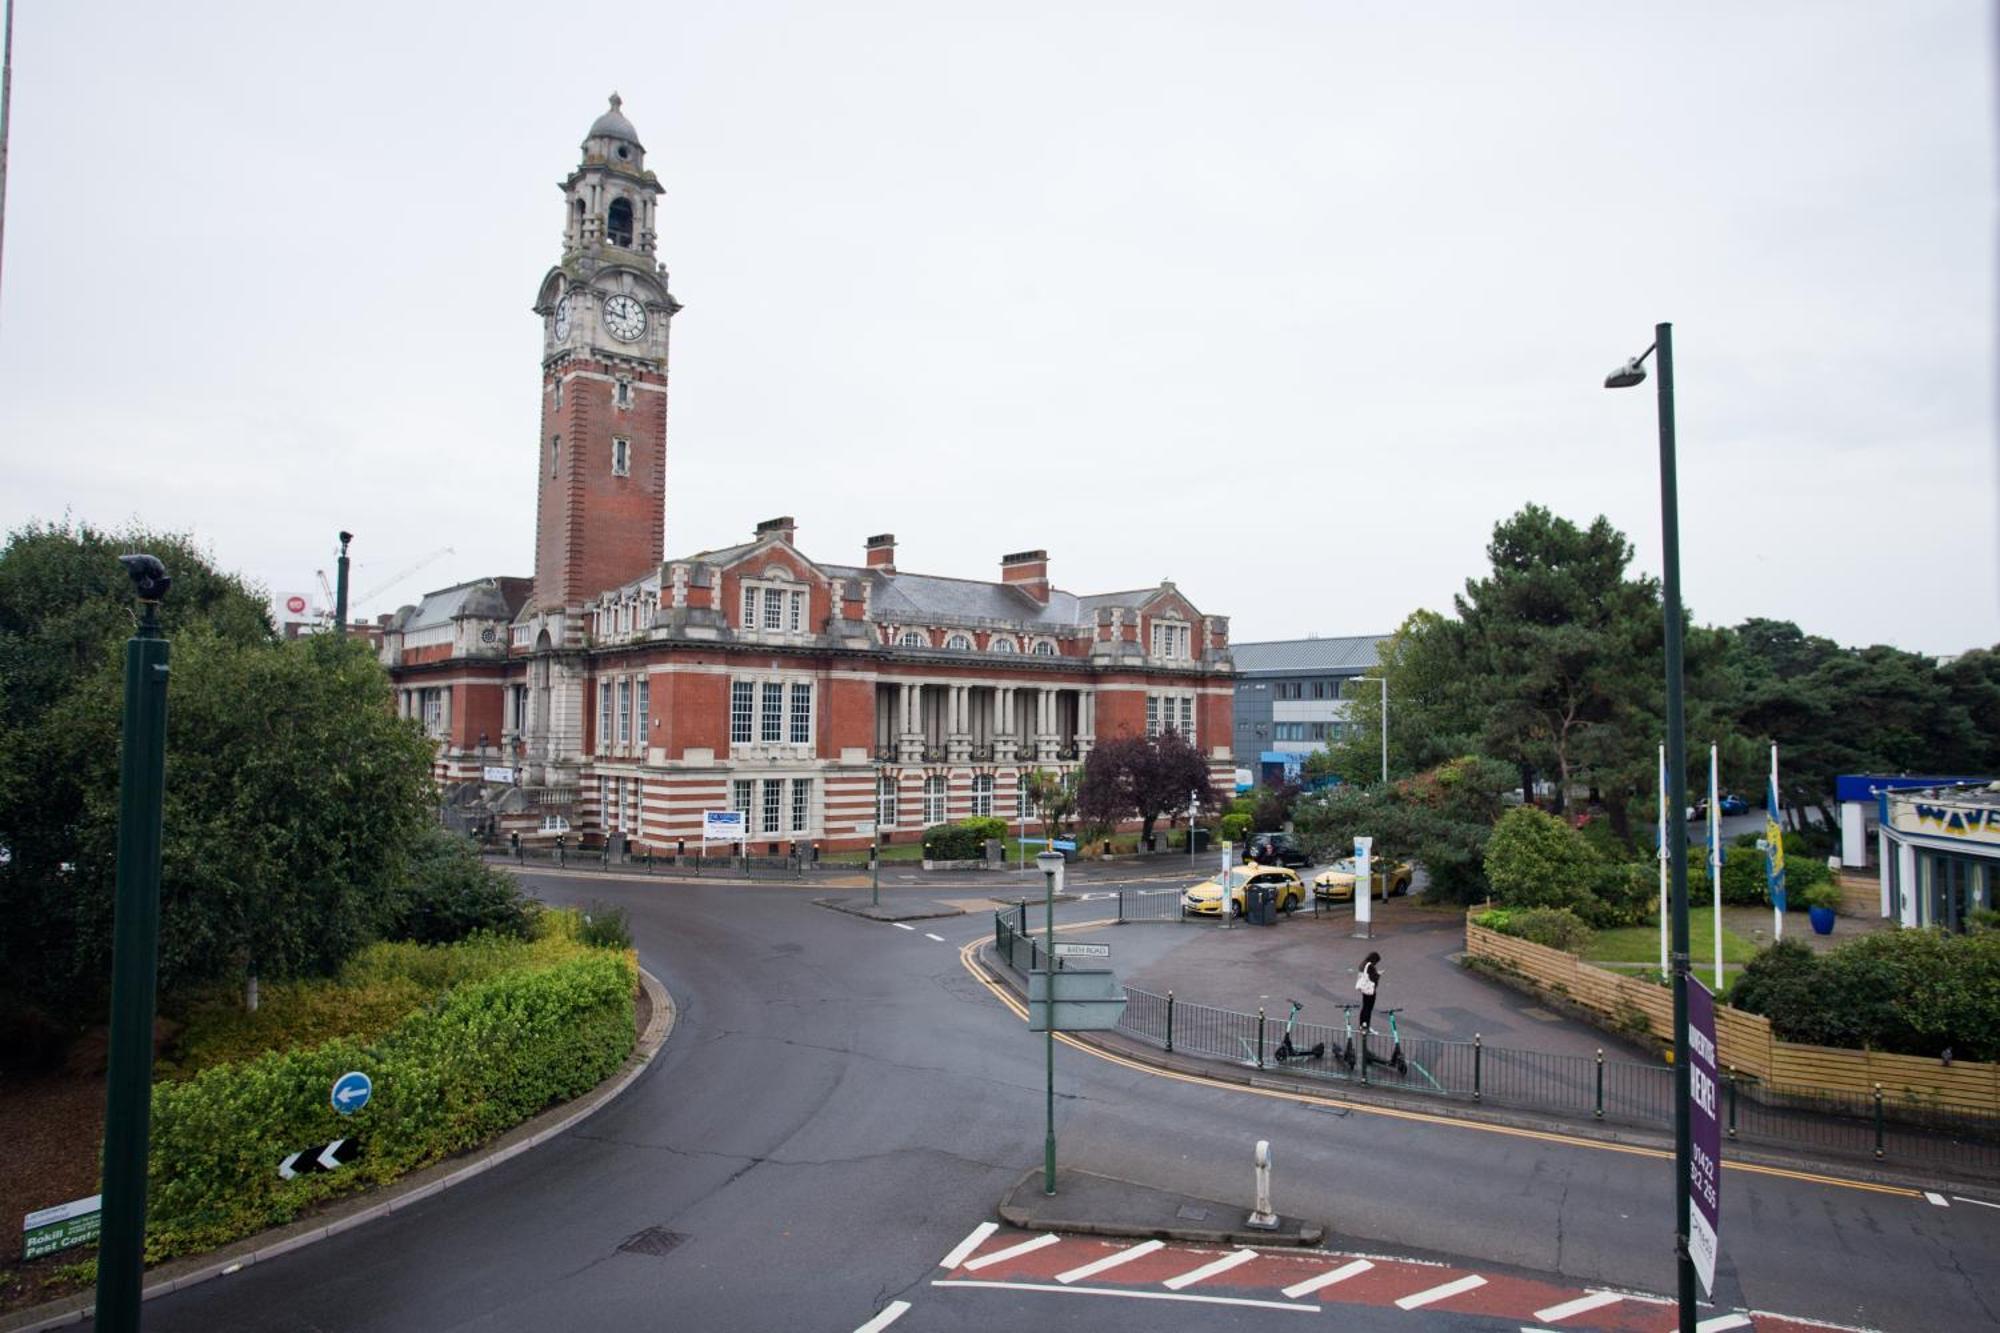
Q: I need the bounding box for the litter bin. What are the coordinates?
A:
[1190,827,1210,853]
[1248,884,1275,926]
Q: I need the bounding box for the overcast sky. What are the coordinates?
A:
[1,2,1992,654]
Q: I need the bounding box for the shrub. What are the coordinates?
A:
[382,827,533,946]
[577,901,633,951]
[1501,906,1596,953]
[145,948,634,1261]
[1219,813,1251,846]
[1730,930,2000,1061]
[1801,881,1842,912]
[959,816,1007,844]
[1483,807,1599,914]
[921,824,980,860]
[1718,844,1769,905]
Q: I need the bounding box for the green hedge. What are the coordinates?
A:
[144,949,634,1260]
[1730,930,2000,1061]
[1474,906,1595,953]
[923,819,1005,860]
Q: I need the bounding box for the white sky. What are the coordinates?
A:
[1,2,1992,654]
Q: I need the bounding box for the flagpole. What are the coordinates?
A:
[1658,743,1669,978]
[1710,744,1722,990]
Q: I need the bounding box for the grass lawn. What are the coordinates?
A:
[1580,908,1759,968]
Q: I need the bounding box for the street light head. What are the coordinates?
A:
[1604,359,1648,389]
[1035,850,1065,873]
[118,553,171,603]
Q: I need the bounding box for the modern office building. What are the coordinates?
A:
[1229,635,1386,784]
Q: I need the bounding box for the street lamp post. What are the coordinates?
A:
[1606,322,1696,1333]
[871,762,882,908]
[333,530,352,636]
[1036,848,1065,1195]
[96,555,172,1333]
[1354,675,1388,783]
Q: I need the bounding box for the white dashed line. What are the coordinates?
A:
[925,932,946,942]
[1161,1248,1259,1290]
[892,922,915,931]
[1281,1258,1373,1299]
[1395,1274,1487,1310]
[851,1299,911,1333]
[1695,1316,1752,1333]
[1054,1239,1164,1284]
[1533,1290,1625,1322]
[1924,1191,1949,1206]
[962,1232,1059,1271]
[1952,1195,2000,1210]
[938,1222,998,1270]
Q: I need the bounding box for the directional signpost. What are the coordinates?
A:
[1051,942,1110,961]
[331,1070,373,1115]
[278,1138,359,1180]
[1027,968,1127,1031]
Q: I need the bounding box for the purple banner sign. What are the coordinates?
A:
[1686,979,1721,1296]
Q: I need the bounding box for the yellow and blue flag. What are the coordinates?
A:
[1765,773,1786,912]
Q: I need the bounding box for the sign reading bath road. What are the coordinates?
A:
[1686,978,1722,1296]
[1051,942,1110,959]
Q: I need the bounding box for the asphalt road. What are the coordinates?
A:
[143,870,1997,1332]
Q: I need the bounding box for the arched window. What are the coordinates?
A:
[899,630,927,648]
[1032,639,1057,657]
[991,637,1018,654]
[946,634,972,651]
[607,198,634,247]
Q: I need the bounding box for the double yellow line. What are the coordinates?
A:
[957,932,1921,1200]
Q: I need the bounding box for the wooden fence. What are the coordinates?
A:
[1464,918,1997,1111]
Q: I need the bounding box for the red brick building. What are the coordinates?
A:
[381,97,1236,851]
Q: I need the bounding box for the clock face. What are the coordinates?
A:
[553,296,572,341]
[603,294,646,342]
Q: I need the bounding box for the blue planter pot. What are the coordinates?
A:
[1808,905,1836,935]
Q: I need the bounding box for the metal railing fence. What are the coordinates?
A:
[989,908,2000,1176]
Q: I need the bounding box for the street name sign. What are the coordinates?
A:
[279,1138,359,1180]
[23,1195,100,1261]
[1051,942,1110,959]
[331,1069,373,1115]
[1028,968,1127,1032]
[1686,979,1722,1296]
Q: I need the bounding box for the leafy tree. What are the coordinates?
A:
[1248,779,1301,832]
[382,827,534,946]
[1317,611,1480,787]
[1483,806,1599,914]
[0,523,439,1046]
[1075,731,1215,846]
[1292,755,1515,903]
[1023,767,1079,846]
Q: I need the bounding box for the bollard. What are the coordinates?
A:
[1594,1049,1604,1119]
[1873,1083,1885,1159]
[1256,1008,1266,1070]
[1165,991,1175,1053]
[1473,1034,1482,1102]
[1246,1140,1279,1230]
[1726,1068,1738,1140]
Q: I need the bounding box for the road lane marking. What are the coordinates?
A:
[1694,1316,1751,1332]
[1055,1239,1164,1284]
[938,1222,998,1269]
[925,932,946,942]
[1533,1290,1625,1322]
[1281,1258,1373,1299]
[1952,1195,2000,1209]
[851,1300,911,1332]
[932,1279,1314,1313]
[955,936,1924,1202]
[1394,1274,1487,1310]
[892,922,915,931]
[1923,1191,1948,1206]
[1161,1248,1258,1290]
[962,1232,1059,1271]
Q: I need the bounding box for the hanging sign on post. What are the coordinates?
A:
[1686,979,1723,1296]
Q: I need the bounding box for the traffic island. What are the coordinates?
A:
[998,1167,1322,1247]
[814,897,969,923]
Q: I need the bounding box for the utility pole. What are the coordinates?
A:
[333,531,352,636]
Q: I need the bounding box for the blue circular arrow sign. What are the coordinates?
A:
[331,1070,373,1115]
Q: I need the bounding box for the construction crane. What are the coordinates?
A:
[353,546,456,612]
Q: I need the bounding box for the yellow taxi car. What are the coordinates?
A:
[1312,856,1414,903]
[1180,864,1306,917]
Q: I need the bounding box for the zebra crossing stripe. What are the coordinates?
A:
[1161,1248,1259,1290]
[963,1233,1059,1271]
[1280,1258,1373,1299]
[938,1222,997,1269]
[1533,1290,1625,1322]
[1394,1274,1487,1310]
[1055,1239,1164,1284]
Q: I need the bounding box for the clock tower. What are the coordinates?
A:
[530,94,680,614]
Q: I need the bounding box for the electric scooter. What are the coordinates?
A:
[1361,1007,1410,1075]
[1334,1004,1359,1070]
[1272,999,1326,1063]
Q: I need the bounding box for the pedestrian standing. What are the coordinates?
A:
[1355,951,1382,1032]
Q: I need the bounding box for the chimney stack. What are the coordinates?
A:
[755,516,797,545]
[865,533,897,572]
[1001,549,1050,604]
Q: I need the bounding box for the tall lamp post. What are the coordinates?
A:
[1354,675,1388,783]
[1036,848,1064,1194]
[1606,322,1695,1332]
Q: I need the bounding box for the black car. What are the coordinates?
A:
[1244,832,1310,868]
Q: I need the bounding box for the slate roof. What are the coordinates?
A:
[395,578,532,632]
[1230,635,1387,675]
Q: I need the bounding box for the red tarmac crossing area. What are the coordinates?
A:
[934,1228,1872,1331]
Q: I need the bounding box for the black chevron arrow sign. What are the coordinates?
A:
[277,1138,359,1180]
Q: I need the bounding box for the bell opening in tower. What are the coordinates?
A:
[608,198,634,248]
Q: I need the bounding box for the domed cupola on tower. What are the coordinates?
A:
[561,92,661,258]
